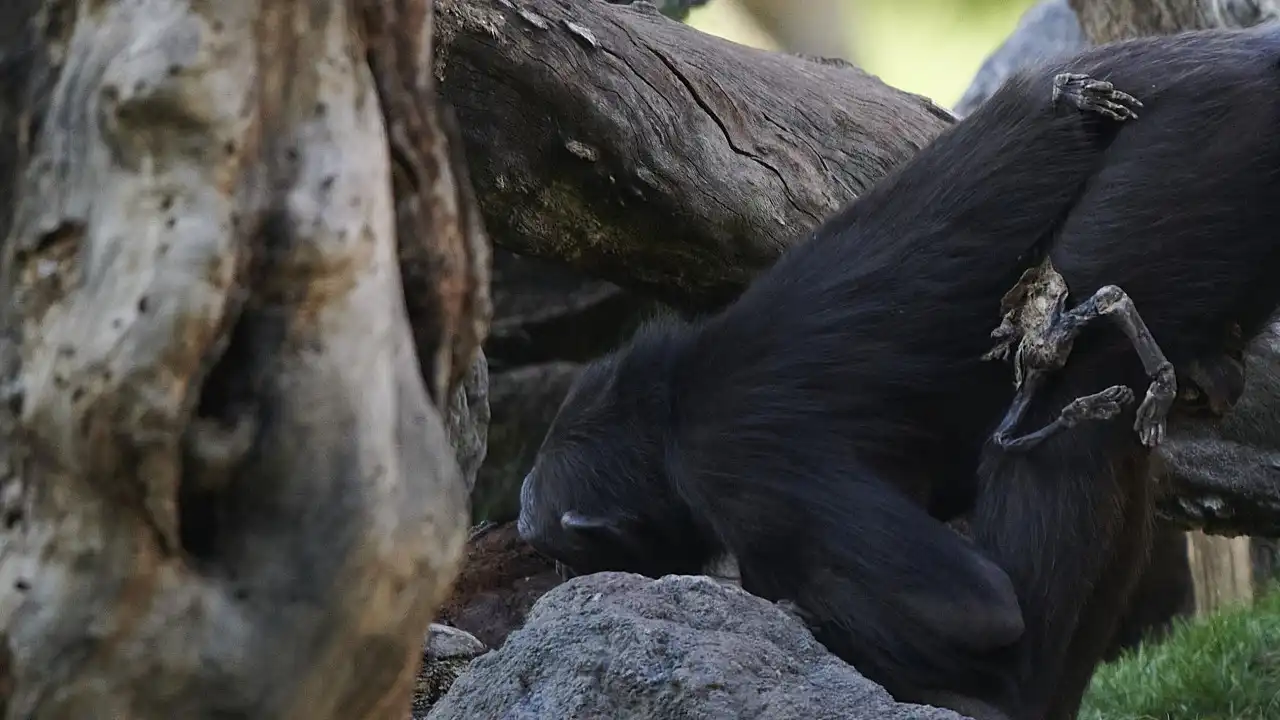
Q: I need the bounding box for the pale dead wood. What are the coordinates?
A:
[1068,0,1280,44]
[362,0,492,402]
[0,0,477,717]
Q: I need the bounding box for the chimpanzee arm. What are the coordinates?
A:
[674,458,1021,709]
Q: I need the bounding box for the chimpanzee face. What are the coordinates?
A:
[516,462,649,577]
[516,356,714,579]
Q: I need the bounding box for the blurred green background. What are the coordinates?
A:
[687,0,1040,108]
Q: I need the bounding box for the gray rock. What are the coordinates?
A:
[414,624,489,716]
[953,0,1086,117]
[426,573,968,720]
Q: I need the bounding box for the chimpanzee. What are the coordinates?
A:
[963,33,1280,720]
[519,64,1119,713]
[517,25,1280,720]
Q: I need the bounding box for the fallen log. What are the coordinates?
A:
[435,0,954,309]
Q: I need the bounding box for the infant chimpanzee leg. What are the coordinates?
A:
[991,282,1177,451]
[992,378,1133,452]
[1051,73,1143,121]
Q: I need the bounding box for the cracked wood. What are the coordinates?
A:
[434,0,955,309]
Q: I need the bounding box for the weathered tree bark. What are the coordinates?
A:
[1068,0,1280,43]
[0,0,486,717]
[485,249,651,372]
[435,0,953,309]
[445,349,491,492]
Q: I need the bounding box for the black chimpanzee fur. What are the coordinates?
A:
[518,25,1280,720]
[965,27,1280,719]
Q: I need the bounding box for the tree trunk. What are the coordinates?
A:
[0,0,486,717]
[1068,0,1280,44]
[1187,531,1255,614]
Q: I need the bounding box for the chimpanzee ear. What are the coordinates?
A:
[560,510,623,537]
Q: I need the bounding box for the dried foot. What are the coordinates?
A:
[994,383,1135,452]
[1052,72,1143,121]
[1135,362,1176,447]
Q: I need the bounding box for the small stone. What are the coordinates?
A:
[425,624,487,661]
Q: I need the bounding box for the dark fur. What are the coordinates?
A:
[1102,523,1194,662]
[519,26,1280,719]
[968,28,1280,718]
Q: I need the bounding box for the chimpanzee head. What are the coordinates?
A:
[516,325,718,579]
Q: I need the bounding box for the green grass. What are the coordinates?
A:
[1079,586,1280,720]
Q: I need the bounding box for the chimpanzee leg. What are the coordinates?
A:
[993,381,1134,452]
[972,413,1139,719]
[913,690,1014,720]
[1042,455,1155,720]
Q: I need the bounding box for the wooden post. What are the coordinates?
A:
[1186,531,1255,616]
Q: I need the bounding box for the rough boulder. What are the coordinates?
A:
[424,572,971,719]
